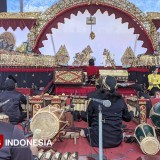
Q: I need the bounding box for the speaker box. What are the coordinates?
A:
[0,0,7,12]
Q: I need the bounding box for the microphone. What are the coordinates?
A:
[91,98,111,107]
[0,99,10,107]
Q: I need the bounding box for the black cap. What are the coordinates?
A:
[104,76,117,93]
[89,59,95,66]
[149,66,158,73]
[4,79,15,91]
[7,75,17,83]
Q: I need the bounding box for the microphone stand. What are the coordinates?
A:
[87,105,107,160]
[99,105,103,160]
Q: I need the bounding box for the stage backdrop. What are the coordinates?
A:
[0,71,53,89]
[0,68,150,90]
[1,10,160,66]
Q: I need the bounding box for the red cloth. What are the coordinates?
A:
[85,66,99,78]
[117,88,136,96]
[128,68,149,72]
[150,98,160,106]
[55,86,136,96]
[54,120,157,160]
[0,19,36,30]
[16,88,33,96]
[55,86,96,96]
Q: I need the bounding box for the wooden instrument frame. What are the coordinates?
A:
[126,97,148,124]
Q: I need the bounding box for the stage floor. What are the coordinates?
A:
[53,120,160,160]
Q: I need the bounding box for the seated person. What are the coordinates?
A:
[85,58,99,84]
[148,66,160,96]
[134,84,152,118]
[0,79,27,124]
[6,74,17,87]
[0,121,38,160]
[80,76,132,148]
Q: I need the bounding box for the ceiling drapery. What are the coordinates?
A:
[0,12,39,30]
[0,19,36,30]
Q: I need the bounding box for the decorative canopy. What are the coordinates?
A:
[30,0,159,54]
[0,12,40,30]
[147,12,160,30]
[0,0,160,54]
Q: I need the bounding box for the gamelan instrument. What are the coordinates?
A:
[117,82,135,87]
[134,123,160,155]
[99,69,128,81]
[29,95,64,117]
[150,102,160,129]
[30,105,68,140]
[29,96,43,116]
[72,96,88,111]
[0,113,9,123]
[38,149,78,160]
[126,97,148,124]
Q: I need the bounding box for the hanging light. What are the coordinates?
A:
[86,0,96,40]
[86,16,96,40]
[90,31,95,39]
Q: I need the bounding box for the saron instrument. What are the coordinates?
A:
[72,96,88,111]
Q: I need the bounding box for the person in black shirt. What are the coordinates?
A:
[0,79,27,124]
[0,121,35,160]
[134,84,152,118]
[80,76,132,148]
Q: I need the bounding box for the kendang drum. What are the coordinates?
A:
[134,123,160,155]
[30,105,68,140]
[0,113,9,123]
[150,102,160,129]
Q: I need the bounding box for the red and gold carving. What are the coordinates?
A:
[138,100,147,124]
[54,69,83,85]
[126,97,147,124]
[32,104,41,116]
[29,96,43,117]
[51,97,62,108]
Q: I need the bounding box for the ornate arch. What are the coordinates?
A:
[28,0,158,54]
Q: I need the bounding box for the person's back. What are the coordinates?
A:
[83,90,131,147]
[85,58,99,84]
[86,65,99,78]
[0,121,33,160]
[80,76,132,148]
[102,97,130,147]
[0,79,27,124]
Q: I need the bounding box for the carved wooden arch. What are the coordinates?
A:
[29,0,158,54]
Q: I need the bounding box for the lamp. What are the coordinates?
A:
[86,5,96,40]
[89,16,96,40]
[90,31,95,40]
